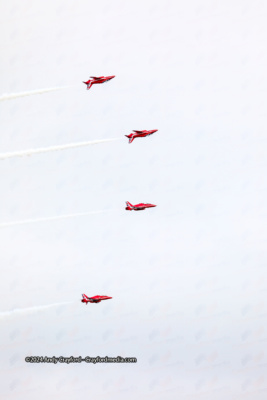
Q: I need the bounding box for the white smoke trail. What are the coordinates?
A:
[0,302,73,319]
[0,210,106,228]
[0,86,71,101]
[0,138,120,160]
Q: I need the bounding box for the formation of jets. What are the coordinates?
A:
[81,75,158,304]
[81,294,112,304]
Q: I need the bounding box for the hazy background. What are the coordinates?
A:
[0,0,267,399]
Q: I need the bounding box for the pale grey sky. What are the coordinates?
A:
[0,0,267,399]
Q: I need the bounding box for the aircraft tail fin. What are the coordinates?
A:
[126,201,133,209]
[83,81,92,90]
[125,135,134,143]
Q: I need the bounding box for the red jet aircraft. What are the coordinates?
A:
[125,201,157,211]
[81,294,112,304]
[83,75,115,90]
[125,130,158,144]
